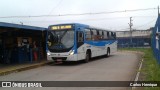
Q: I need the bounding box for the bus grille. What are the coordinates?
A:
[52,57,67,61]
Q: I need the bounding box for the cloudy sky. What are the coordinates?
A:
[0,0,159,31]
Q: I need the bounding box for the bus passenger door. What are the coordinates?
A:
[77,31,85,60]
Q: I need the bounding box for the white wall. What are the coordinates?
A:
[116,29,152,38]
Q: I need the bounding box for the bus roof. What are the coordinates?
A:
[0,22,46,31]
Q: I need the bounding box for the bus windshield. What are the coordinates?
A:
[47,30,74,52]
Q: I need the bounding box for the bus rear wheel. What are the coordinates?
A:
[106,48,110,57]
[84,52,90,63]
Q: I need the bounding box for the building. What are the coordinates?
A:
[0,22,47,64]
[116,28,153,48]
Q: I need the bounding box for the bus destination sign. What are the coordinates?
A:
[51,25,72,30]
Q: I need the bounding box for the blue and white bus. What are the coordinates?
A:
[46,23,117,62]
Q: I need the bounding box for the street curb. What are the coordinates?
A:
[0,61,52,76]
[132,59,144,90]
[118,50,144,90]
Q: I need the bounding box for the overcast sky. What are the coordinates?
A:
[0,0,160,31]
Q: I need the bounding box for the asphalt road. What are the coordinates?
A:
[0,51,141,90]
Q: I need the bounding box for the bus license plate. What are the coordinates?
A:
[57,59,62,61]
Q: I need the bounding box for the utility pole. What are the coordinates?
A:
[158,6,160,16]
[128,17,133,45]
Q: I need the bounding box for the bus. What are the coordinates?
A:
[46,23,117,62]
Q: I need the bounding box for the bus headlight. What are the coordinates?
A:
[69,50,74,55]
[47,52,51,56]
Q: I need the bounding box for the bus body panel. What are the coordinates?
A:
[76,40,117,60]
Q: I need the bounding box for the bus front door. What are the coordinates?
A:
[77,31,85,60]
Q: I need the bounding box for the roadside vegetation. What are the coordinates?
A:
[119,48,160,90]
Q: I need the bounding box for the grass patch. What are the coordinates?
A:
[119,48,160,90]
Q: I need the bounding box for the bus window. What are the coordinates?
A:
[96,30,101,40]
[104,31,107,40]
[92,29,97,35]
[107,32,109,39]
[113,32,116,39]
[109,32,112,39]
[91,29,98,40]
[99,31,103,40]
[78,32,84,42]
[110,32,113,39]
[97,30,99,35]
[85,29,92,41]
[102,31,104,39]
[111,32,115,39]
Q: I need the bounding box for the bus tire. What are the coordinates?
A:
[84,52,90,63]
[106,48,110,57]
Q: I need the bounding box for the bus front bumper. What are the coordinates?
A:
[47,52,78,61]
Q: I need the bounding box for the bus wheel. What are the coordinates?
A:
[106,48,110,57]
[84,52,90,63]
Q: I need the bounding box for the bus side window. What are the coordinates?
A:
[111,32,115,39]
[104,31,107,40]
[85,29,92,41]
[99,30,103,40]
[91,29,97,41]
[102,31,104,39]
[114,32,116,39]
[97,30,99,35]
[107,32,109,39]
[96,30,100,40]
[109,32,112,39]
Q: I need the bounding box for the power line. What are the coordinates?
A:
[21,15,157,23]
[0,7,157,18]
[42,0,63,23]
[132,18,156,29]
[48,0,63,15]
[119,18,156,31]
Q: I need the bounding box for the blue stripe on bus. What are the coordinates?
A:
[85,40,116,46]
